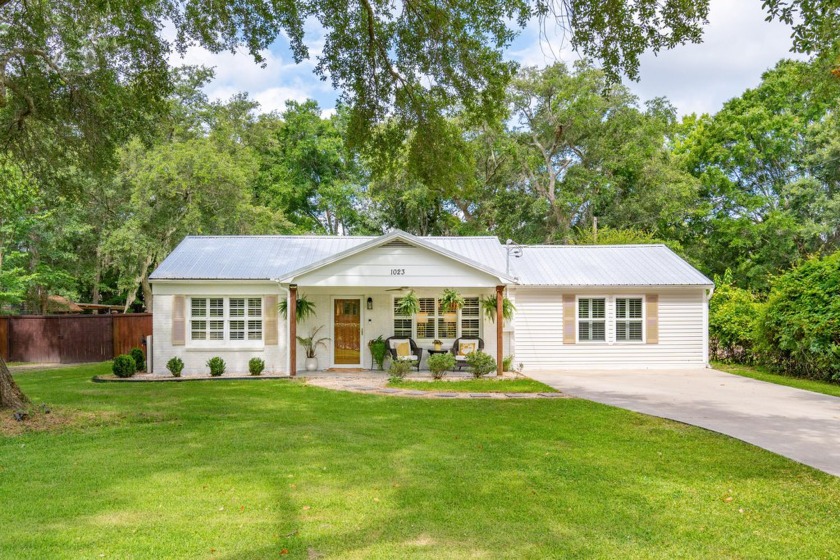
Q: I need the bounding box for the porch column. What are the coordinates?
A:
[289,285,297,377]
[496,285,504,377]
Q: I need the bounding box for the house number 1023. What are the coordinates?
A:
[390,268,406,276]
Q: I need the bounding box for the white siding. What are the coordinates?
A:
[512,287,707,371]
[152,282,286,375]
[293,246,501,287]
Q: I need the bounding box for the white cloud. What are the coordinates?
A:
[629,0,805,115]
[253,86,311,113]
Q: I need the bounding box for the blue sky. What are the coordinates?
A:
[169,0,802,118]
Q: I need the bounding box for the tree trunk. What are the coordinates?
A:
[0,356,29,410]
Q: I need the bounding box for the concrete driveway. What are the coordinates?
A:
[529,368,840,477]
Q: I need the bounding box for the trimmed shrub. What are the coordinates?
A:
[166,357,184,377]
[427,352,456,380]
[207,356,226,377]
[465,351,496,378]
[112,354,137,378]
[249,357,265,376]
[388,358,413,380]
[130,347,146,372]
[709,270,761,364]
[756,251,840,381]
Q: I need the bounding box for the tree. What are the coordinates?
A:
[0,357,28,410]
[676,59,840,291]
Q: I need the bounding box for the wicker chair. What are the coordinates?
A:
[384,336,424,371]
[449,337,484,370]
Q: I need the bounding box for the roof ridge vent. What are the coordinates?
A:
[382,239,414,248]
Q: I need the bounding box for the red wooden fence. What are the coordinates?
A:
[0,314,152,364]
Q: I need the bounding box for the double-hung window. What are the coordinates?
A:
[615,297,643,342]
[578,298,606,342]
[190,297,263,343]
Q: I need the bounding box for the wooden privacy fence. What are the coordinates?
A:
[0,314,152,364]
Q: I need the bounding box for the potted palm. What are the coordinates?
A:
[440,288,464,322]
[368,335,389,370]
[296,325,329,371]
[279,294,317,322]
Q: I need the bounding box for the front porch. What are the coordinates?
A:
[285,286,512,376]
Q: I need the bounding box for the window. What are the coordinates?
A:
[615,297,643,341]
[578,298,606,342]
[393,299,412,338]
[392,295,481,340]
[190,297,263,343]
[460,297,480,338]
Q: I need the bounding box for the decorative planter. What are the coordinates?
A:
[305,357,319,371]
[433,342,442,351]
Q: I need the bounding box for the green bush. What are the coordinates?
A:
[112,354,136,378]
[756,251,840,381]
[709,270,761,364]
[502,355,515,372]
[249,357,265,376]
[465,351,496,378]
[427,352,456,380]
[130,347,146,372]
[368,336,389,370]
[388,358,413,380]
[207,356,226,377]
[166,357,184,377]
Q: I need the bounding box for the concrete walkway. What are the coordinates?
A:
[529,368,840,477]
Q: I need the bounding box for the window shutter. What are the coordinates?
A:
[264,295,278,345]
[645,294,659,344]
[172,295,185,346]
[562,294,576,344]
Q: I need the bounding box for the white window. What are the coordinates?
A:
[615,297,643,342]
[190,297,263,343]
[392,295,481,340]
[460,297,480,338]
[578,298,606,342]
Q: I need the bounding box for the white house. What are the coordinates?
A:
[148,230,714,375]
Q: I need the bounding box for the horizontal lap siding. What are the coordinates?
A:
[514,288,706,371]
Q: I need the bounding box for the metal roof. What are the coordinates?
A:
[510,244,713,286]
[149,233,713,287]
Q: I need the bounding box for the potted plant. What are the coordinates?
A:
[440,288,464,321]
[279,294,317,322]
[368,335,389,370]
[432,339,443,351]
[296,325,329,371]
[480,295,516,322]
[395,289,420,317]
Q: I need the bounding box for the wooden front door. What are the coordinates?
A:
[333,298,362,365]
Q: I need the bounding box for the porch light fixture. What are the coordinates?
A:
[366,297,373,310]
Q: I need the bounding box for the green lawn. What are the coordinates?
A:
[713,361,840,398]
[2,363,839,559]
[387,378,557,393]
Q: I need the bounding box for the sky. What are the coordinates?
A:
[169,0,803,118]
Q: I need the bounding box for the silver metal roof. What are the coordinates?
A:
[149,233,712,287]
[511,244,713,286]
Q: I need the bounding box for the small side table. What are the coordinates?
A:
[427,348,449,356]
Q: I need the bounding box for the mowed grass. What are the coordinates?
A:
[387,378,557,393]
[2,364,839,559]
[714,361,840,398]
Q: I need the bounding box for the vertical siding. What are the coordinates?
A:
[513,288,707,371]
[0,317,8,361]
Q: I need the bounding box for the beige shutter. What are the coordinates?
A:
[172,295,185,346]
[645,294,659,344]
[562,294,576,344]
[263,295,278,345]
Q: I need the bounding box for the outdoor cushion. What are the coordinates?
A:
[396,341,411,357]
[455,355,467,361]
[397,354,418,361]
[458,339,479,356]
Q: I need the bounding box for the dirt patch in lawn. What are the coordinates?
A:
[0,407,164,437]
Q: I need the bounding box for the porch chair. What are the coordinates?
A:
[450,337,484,370]
[384,336,424,371]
